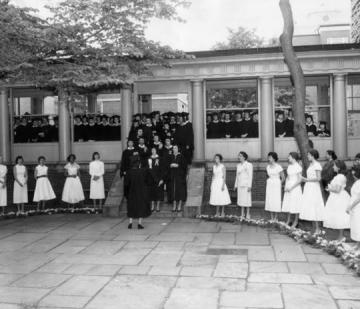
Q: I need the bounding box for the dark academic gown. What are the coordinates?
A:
[125,167,151,219]
[317,129,330,137]
[111,124,121,141]
[167,153,187,202]
[248,121,259,138]
[162,146,174,203]
[207,121,223,139]
[174,122,194,165]
[120,148,136,197]
[148,156,165,201]
[306,124,317,136]
[285,119,294,137]
[87,124,98,141]
[241,119,253,137]
[137,145,150,167]
[74,124,85,141]
[230,120,243,138]
[222,121,233,138]
[275,120,287,137]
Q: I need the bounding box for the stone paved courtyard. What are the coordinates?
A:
[0,215,359,309]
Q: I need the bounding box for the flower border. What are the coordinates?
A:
[0,207,103,219]
[198,214,360,276]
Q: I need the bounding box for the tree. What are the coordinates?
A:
[0,0,190,92]
[213,26,264,50]
[279,0,310,168]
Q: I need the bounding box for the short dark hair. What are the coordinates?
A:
[308,149,319,160]
[289,152,300,161]
[239,151,248,160]
[268,152,278,162]
[214,154,223,162]
[326,150,337,160]
[92,152,100,160]
[67,154,76,162]
[352,166,360,179]
[355,153,360,160]
[334,160,347,175]
[38,156,46,163]
[15,156,23,164]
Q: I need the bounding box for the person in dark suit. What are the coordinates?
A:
[275,112,287,138]
[305,115,317,137]
[120,140,137,198]
[207,113,223,139]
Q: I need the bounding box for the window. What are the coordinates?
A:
[347,75,360,137]
[274,76,330,138]
[13,95,59,143]
[206,79,259,139]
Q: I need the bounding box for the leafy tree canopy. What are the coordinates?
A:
[0,0,190,91]
[213,26,279,50]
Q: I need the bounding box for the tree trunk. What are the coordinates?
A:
[279,0,310,169]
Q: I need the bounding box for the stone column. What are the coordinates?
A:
[121,86,133,151]
[333,74,348,159]
[0,88,10,163]
[87,93,97,113]
[191,80,205,161]
[259,77,274,160]
[58,89,71,162]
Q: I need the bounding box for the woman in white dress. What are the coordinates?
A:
[209,154,231,217]
[234,151,253,219]
[323,160,350,241]
[33,156,56,211]
[299,149,325,234]
[282,152,303,228]
[0,156,7,214]
[265,152,284,221]
[13,156,28,213]
[62,154,85,207]
[346,167,360,250]
[89,152,105,209]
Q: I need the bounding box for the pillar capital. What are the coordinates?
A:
[333,73,347,81]
[190,79,204,84]
[259,76,274,81]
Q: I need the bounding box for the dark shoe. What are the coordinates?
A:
[156,209,160,212]
[138,224,144,229]
[177,208,182,213]
[128,223,132,229]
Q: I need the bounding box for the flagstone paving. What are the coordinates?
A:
[0,214,359,308]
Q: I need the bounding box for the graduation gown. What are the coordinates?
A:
[222,121,233,138]
[74,124,85,141]
[174,122,194,165]
[275,120,287,137]
[306,124,317,136]
[125,167,151,218]
[167,153,187,202]
[285,119,294,137]
[207,121,223,139]
[148,156,165,201]
[241,119,253,137]
[230,120,243,138]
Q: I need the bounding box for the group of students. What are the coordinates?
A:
[14,116,59,143]
[73,114,121,142]
[0,153,106,214]
[209,150,360,248]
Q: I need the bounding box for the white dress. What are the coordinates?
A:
[209,164,231,206]
[13,164,28,204]
[323,174,350,229]
[265,163,283,213]
[282,163,303,214]
[234,161,253,207]
[89,160,105,199]
[61,163,85,204]
[33,165,56,202]
[0,164,7,207]
[350,179,360,241]
[299,161,325,221]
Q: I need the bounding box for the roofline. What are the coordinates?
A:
[186,43,360,58]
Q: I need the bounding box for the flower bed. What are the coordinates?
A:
[198,214,360,276]
[0,207,102,219]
